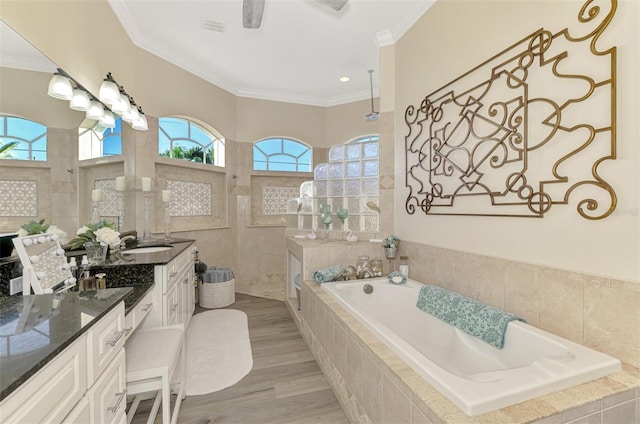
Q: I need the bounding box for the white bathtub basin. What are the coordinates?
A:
[322,278,621,416]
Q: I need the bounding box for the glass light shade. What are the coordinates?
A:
[86,100,105,120]
[111,93,130,114]
[47,74,73,100]
[69,89,90,111]
[98,79,119,104]
[123,105,139,123]
[132,113,148,131]
[99,111,116,128]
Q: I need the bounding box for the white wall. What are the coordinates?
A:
[392,0,639,282]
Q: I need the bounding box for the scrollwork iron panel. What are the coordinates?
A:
[404,0,617,219]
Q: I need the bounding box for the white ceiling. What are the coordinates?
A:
[108,0,435,106]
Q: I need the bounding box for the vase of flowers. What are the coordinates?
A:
[382,235,399,259]
[69,220,121,265]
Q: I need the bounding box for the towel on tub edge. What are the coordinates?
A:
[313,265,345,283]
[416,285,524,349]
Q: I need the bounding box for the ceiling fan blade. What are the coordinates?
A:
[316,0,348,12]
[243,0,265,29]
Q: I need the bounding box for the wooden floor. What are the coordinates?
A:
[130,294,349,424]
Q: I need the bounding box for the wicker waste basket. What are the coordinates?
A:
[200,267,235,309]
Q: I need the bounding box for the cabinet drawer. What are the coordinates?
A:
[88,349,126,424]
[124,291,154,341]
[0,337,87,424]
[62,395,91,423]
[163,247,193,293]
[87,303,125,385]
[163,281,180,326]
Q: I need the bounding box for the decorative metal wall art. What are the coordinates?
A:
[404,0,617,219]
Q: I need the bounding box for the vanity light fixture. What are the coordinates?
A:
[132,108,148,131]
[122,99,140,123]
[98,73,120,105]
[99,110,116,129]
[111,92,130,114]
[69,88,91,112]
[86,100,105,120]
[47,72,73,100]
[99,72,148,131]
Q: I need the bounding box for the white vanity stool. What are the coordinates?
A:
[125,326,186,424]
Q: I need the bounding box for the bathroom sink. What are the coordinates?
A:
[122,246,172,254]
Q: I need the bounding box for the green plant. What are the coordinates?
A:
[0,140,19,159]
[20,219,50,235]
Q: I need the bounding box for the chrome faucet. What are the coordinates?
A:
[119,235,136,248]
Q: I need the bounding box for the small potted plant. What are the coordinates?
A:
[382,235,399,259]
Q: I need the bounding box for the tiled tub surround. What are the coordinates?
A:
[397,241,640,370]
[295,280,640,424]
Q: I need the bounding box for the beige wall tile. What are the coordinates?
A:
[347,333,364,405]
[335,321,348,378]
[601,399,637,423]
[585,283,640,367]
[538,269,585,343]
[362,349,383,424]
[382,372,411,424]
[505,262,540,325]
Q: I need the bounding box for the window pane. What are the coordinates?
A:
[256,139,282,156]
[283,139,308,157]
[1,116,47,161]
[253,137,312,172]
[158,117,222,167]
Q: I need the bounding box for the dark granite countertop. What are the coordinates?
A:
[0,288,132,401]
[68,238,195,268]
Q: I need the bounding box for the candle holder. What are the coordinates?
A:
[91,200,101,223]
[141,192,153,242]
[163,202,172,241]
[116,192,125,232]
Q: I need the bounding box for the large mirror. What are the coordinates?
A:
[0,20,115,241]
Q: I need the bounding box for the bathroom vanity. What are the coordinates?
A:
[0,288,132,423]
[0,239,197,423]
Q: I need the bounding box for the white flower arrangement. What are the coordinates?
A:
[69,220,120,250]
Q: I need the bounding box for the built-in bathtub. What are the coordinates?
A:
[321,278,622,417]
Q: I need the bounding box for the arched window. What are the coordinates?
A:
[158,117,225,167]
[0,115,47,161]
[78,118,123,160]
[253,137,312,172]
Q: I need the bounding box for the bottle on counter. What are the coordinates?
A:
[96,273,106,290]
[399,256,409,278]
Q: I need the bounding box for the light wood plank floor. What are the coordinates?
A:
[129,294,349,424]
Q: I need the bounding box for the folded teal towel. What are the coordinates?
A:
[313,265,344,283]
[416,285,523,349]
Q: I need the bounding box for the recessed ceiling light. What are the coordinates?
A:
[339,76,350,83]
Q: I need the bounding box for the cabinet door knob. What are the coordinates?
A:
[171,303,178,312]
[142,303,153,312]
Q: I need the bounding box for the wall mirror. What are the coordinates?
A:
[11,234,74,294]
[0,20,108,239]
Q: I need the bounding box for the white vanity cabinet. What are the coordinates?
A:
[0,302,126,424]
[145,245,195,330]
[0,337,87,423]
